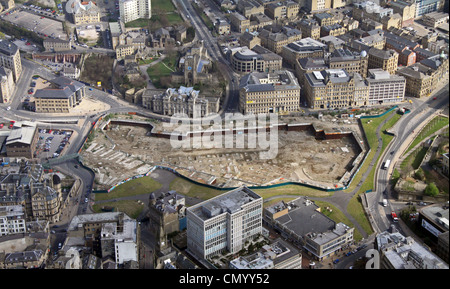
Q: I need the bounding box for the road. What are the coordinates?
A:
[177,0,240,113]
[373,85,449,234]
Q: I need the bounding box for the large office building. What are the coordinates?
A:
[229,45,283,74]
[263,197,354,261]
[239,70,301,114]
[119,0,151,23]
[34,76,86,113]
[0,39,22,82]
[366,68,406,105]
[186,186,263,260]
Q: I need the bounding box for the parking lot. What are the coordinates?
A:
[2,9,68,41]
[35,129,73,159]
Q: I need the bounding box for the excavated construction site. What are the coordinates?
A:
[80,113,368,191]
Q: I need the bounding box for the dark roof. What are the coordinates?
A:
[0,40,19,56]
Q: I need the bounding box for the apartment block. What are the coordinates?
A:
[0,66,14,103]
[0,39,22,82]
[239,70,301,114]
[119,0,151,23]
[368,47,399,75]
[186,186,263,260]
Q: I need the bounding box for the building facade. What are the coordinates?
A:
[34,76,86,113]
[119,0,151,23]
[186,186,263,260]
[0,39,22,82]
[366,68,406,105]
[43,38,72,52]
[144,86,219,118]
[229,45,283,73]
[70,0,101,24]
[239,70,301,114]
[0,66,14,103]
[5,121,39,159]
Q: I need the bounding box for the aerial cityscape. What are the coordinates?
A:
[0,0,449,275]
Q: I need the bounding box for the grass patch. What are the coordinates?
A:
[94,176,162,201]
[315,201,363,241]
[151,0,177,13]
[169,177,224,201]
[146,55,177,88]
[405,116,449,154]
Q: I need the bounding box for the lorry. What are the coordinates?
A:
[383,199,387,207]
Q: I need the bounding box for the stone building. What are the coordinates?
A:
[148,191,186,251]
[43,38,72,52]
[143,86,220,118]
[239,70,301,114]
[258,26,302,54]
[0,39,22,82]
[0,162,63,223]
[34,76,86,113]
[171,41,212,86]
[0,66,14,104]
[70,0,101,25]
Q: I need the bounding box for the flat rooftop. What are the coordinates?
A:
[188,186,262,220]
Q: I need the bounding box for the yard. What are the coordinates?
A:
[146,55,178,88]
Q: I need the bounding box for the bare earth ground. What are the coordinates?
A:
[80,114,364,190]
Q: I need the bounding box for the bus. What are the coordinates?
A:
[383,160,391,170]
[391,211,398,222]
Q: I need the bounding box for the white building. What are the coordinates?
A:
[366,68,406,106]
[186,186,263,260]
[0,205,27,236]
[119,0,151,23]
[376,229,448,269]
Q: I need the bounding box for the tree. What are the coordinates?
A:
[424,182,439,197]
